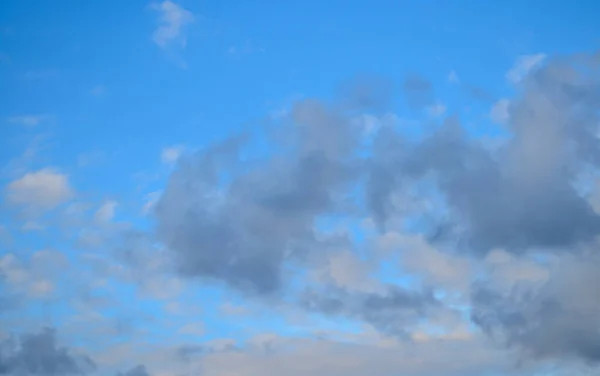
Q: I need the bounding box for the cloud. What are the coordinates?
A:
[7,114,50,127]
[0,328,96,376]
[0,250,68,299]
[118,365,151,376]
[151,1,194,49]
[301,286,439,338]
[94,200,118,223]
[5,169,74,211]
[155,98,361,296]
[369,55,600,253]
[402,74,433,110]
[472,252,600,364]
[506,53,546,84]
[160,145,185,165]
[490,98,510,124]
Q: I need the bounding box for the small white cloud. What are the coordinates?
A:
[94,200,118,223]
[5,169,73,210]
[427,103,447,117]
[448,70,459,84]
[490,99,510,125]
[7,114,50,127]
[90,85,106,96]
[151,1,194,49]
[161,145,184,165]
[506,53,546,84]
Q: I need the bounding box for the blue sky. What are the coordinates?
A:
[1,1,600,376]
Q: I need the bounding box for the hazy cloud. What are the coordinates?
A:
[151,1,194,49]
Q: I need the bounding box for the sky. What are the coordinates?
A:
[1,1,600,375]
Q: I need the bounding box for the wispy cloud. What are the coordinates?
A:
[151,1,194,50]
[7,114,51,127]
[160,145,185,165]
[506,53,546,84]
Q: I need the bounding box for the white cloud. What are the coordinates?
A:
[506,53,546,84]
[94,200,118,223]
[490,99,510,124]
[161,145,184,165]
[7,114,50,127]
[5,169,73,210]
[151,1,194,49]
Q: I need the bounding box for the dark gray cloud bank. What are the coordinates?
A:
[0,328,151,376]
[0,328,95,376]
[152,52,600,366]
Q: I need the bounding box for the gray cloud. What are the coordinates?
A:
[301,286,439,338]
[117,365,150,376]
[402,74,434,110]
[370,55,600,253]
[0,328,96,376]
[152,52,600,370]
[471,252,600,364]
[155,99,361,296]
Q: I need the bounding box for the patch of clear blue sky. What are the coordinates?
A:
[1,0,599,346]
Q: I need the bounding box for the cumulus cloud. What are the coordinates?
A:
[4,51,600,375]
[0,328,96,376]
[369,55,600,253]
[472,252,600,364]
[155,98,361,296]
[151,55,600,370]
[4,169,73,211]
[151,1,194,49]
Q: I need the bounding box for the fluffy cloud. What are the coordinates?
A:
[4,51,600,376]
[155,99,360,296]
[151,52,600,370]
[0,328,96,376]
[5,169,73,211]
